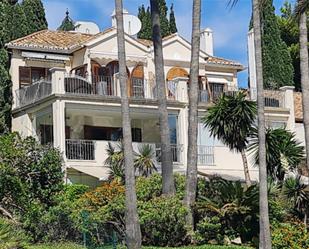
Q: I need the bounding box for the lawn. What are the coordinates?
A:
[28,243,253,249]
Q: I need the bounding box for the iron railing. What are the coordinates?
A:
[155,144,183,163]
[65,139,95,160]
[15,80,52,108]
[199,84,238,104]
[198,145,214,165]
[249,88,285,108]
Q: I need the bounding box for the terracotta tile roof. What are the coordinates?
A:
[206,56,243,68]
[294,92,303,121]
[6,28,114,52]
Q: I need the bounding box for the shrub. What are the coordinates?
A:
[136,174,162,201]
[193,216,223,245]
[138,197,188,247]
[272,222,309,249]
[0,217,29,249]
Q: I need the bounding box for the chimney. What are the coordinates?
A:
[200,28,214,56]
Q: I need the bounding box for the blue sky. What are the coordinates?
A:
[42,0,295,88]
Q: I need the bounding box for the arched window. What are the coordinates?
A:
[131,64,144,98]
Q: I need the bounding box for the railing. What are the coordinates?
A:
[199,84,238,104]
[65,74,117,96]
[264,89,285,108]
[65,139,95,160]
[249,88,285,108]
[15,80,52,108]
[155,144,183,163]
[198,145,214,165]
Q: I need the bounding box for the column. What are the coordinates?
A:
[53,100,66,156]
[280,86,295,131]
[50,67,66,94]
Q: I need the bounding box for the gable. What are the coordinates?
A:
[162,38,206,63]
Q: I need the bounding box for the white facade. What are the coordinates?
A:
[7,25,299,187]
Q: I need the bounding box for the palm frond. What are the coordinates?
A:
[295,0,309,17]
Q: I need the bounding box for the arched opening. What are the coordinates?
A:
[166,67,189,100]
[166,67,189,81]
[130,64,145,98]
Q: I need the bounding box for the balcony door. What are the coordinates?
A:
[130,64,145,98]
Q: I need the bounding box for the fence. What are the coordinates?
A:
[65,139,96,160]
[197,145,214,165]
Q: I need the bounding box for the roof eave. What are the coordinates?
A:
[6,44,83,54]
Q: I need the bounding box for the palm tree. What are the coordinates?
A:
[114,1,141,248]
[183,0,201,230]
[249,127,304,182]
[251,0,272,247]
[283,176,309,225]
[203,91,257,187]
[105,142,125,183]
[150,0,175,196]
[295,0,309,178]
[134,144,157,177]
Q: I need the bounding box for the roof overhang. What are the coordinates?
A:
[68,166,109,181]
[21,51,71,62]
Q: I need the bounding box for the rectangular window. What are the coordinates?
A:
[168,114,178,144]
[19,67,31,87]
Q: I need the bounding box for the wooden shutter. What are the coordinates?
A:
[19,66,31,88]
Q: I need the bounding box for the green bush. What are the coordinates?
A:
[272,222,309,249]
[139,197,188,247]
[0,217,29,249]
[193,216,223,245]
[28,243,85,249]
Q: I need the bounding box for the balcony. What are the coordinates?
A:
[250,88,285,108]
[15,79,52,108]
[14,72,184,109]
[65,139,184,164]
[199,84,238,104]
[198,145,214,165]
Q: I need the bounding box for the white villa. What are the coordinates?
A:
[6,13,304,187]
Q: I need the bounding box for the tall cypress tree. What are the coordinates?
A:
[169,3,177,34]
[260,0,294,88]
[57,9,75,31]
[137,5,152,39]
[22,0,48,34]
[137,1,174,39]
[158,0,170,37]
[6,3,29,41]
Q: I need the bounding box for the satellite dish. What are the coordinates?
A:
[123,14,142,36]
[75,21,100,35]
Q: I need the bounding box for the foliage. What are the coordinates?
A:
[57,10,76,31]
[249,128,304,181]
[282,176,309,221]
[197,178,259,243]
[104,142,125,183]
[203,91,256,153]
[138,197,188,247]
[193,216,223,245]
[28,243,86,249]
[0,217,29,249]
[137,0,177,39]
[134,144,157,177]
[277,1,302,90]
[136,174,162,201]
[21,0,48,34]
[27,184,88,243]
[0,133,63,240]
[143,245,253,249]
[0,60,11,134]
[271,222,309,249]
[169,4,177,34]
[260,0,294,89]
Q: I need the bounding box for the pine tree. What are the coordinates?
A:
[261,0,294,89]
[169,3,177,34]
[22,0,48,34]
[57,9,75,31]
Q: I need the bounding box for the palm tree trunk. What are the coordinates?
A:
[240,149,252,187]
[184,0,201,229]
[299,12,309,175]
[252,0,272,248]
[150,0,175,195]
[115,1,141,248]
